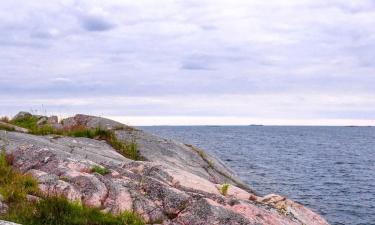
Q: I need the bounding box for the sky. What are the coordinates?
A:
[0,0,375,125]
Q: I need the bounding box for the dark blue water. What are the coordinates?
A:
[141,126,375,225]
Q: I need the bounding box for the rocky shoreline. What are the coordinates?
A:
[0,112,329,225]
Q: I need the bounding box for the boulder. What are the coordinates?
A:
[47,116,59,124]
[12,112,32,121]
[36,116,48,126]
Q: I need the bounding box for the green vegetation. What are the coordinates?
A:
[0,150,39,203]
[10,116,39,131]
[91,165,110,175]
[0,150,144,225]
[185,144,214,168]
[0,124,15,132]
[4,196,145,225]
[9,115,56,135]
[63,127,139,160]
[64,126,109,139]
[7,116,140,160]
[219,183,230,196]
[107,133,139,161]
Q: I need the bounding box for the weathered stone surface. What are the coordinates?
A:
[61,114,124,130]
[0,220,21,225]
[0,195,8,215]
[0,122,28,133]
[36,117,48,126]
[47,116,58,124]
[0,113,330,225]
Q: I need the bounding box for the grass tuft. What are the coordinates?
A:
[219,183,230,196]
[91,165,110,175]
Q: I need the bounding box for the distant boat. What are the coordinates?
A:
[248,124,264,127]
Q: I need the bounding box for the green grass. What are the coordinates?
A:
[4,196,145,225]
[8,116,140,160]
[10,116,39,131]
[0,150,39,203]
[9,116,55,135]
[219,183,230,196]
[0,124,15,132]
[91,165,110,175]
[0,150,144,225]
[64,128,140,160]
[106,133,139,161]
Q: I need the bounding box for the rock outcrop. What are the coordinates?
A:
[0,113,330,225]
[0,221,20,225]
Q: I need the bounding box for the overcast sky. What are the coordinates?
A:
[0,0,374,125]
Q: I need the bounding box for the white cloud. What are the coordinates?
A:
[0,0,374,124]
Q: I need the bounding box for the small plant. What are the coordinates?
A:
[91,165,110,175]
[219,183,230,196]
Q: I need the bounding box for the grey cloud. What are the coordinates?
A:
[181,61,213,70]
[81,15,115,32]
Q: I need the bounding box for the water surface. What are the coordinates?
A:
[141,126,375,225]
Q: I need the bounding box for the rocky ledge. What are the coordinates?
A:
[0,112,329,225]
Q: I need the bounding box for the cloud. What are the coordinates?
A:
[80,12,115,32]
[0,0,374,124]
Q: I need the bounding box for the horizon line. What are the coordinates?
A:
[108,116,375,127]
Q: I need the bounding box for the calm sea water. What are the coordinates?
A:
[141,126,375,225]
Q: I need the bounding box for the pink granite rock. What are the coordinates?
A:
[0,113,330,225]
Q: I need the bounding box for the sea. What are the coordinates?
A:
[141,126,375,225]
